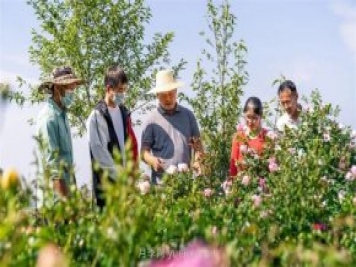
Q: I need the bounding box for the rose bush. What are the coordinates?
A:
[1,92,356,266]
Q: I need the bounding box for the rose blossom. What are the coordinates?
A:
[203,188,213,198]
[178,163,189,173]
[241,175,250,186]
[251,194,262,207]
[165,165,178,175]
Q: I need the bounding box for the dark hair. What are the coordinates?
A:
[278,80,297,95]
[243,96,263,116]
[104,66,128,88]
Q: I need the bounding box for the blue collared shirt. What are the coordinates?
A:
[36,98,74,184]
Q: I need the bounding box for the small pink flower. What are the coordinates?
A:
[305,104,314,113]
[211,226,218,236]
[177,163,189,173]
[268,158,279,172]
[288,147,296,154]
[240,144,248,153]
[260,210,270,218]
[266,131,277,140]
[165,165,178,175]
[241,175,250,186]
[346,172,354,181]
[313,223,327,231]
[251,194,262,207]
[222,180,232,195]
[236,124,246,131]
[323,132,331,142]
[137,180,150,194]
[259,177,266,191]
[268,161,279,172]
[351,165,356,176]
[203,188,213,198]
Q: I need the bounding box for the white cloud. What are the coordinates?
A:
[330,0,356,63]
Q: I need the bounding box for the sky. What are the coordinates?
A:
[0,0,355,187]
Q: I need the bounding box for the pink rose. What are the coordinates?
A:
[266,131,277,140]
[203,188,213,198]
[241,175,250,186]
[351,165,356,176]
[165,165,178,175]
[251,194,262,207]
[268,158,279,172]
[137,180,151,194]
[147,240,227,267]
[178,163,189,173]
[323,132,331,142]
[259,177,267,191]
[288,147,296,154]
[240,144,248,153]
[211,226,218,236]
[236,123,246,131]
[221,180,232,195]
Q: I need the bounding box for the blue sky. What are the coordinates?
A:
[0,0,355,186]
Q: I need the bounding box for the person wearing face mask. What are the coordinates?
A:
[36,66,83,202]
[86,66,138,209]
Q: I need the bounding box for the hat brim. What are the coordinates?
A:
[38,78,84,93]
[148,81,184,94]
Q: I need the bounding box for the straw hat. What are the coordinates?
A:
[148,69,184,94]
[38,66,84,92]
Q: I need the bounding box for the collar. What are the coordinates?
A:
[47,97,65,116]
[157,103,180,115]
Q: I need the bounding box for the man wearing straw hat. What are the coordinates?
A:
[36,66,83,201]
[141,69,204,184]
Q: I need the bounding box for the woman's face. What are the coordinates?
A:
[244,108,261,131]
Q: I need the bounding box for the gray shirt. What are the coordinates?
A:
[141,104,200,180]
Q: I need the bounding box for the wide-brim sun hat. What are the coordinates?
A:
[38,66,84,92]
[148,69,184,94]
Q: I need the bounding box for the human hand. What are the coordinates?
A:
[152,157,164,172]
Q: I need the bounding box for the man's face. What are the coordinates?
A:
[107,83,127,99]
[279,89,298,116]
[157,89,177,110]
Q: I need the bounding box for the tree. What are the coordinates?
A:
[184,0,248,178]
[20,0,184,135]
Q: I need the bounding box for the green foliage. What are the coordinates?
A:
[0,83,11,102]
[183,0,248,179]
[17,0,185,135]
[2,92,356,266]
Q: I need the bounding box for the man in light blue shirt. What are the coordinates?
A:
[36,66,83,201]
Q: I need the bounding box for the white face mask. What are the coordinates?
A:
[113,92,125,106]
[61,90,75,107]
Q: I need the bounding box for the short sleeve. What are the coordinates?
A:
[188,110,200,138]
[141,122,154,150]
